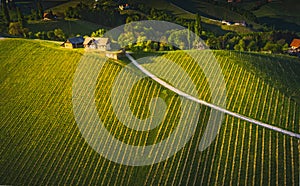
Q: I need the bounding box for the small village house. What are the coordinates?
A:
[288,38,300,56]
[84,37,111,51]
[61,36,84,49]
[290,38,300,51]
[43,11,56,20]
[83,37,124,60]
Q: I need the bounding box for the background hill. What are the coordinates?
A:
[167,0,300,33]
[0,39,299,185]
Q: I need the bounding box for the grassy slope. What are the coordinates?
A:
[27,19,103,36]
[0,39,299,185]
[140,0,254,34]
[153,0,299,32]
[252,0,300,32]
[45,0,81,17]
[25,0,106,36]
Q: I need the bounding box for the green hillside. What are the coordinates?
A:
[252,0,300,32]
[0,39,299,185]
[27,19,103,36]
[142,0,254,34]
[164,0,300,32]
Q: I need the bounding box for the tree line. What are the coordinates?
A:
[1,0,298,54]
[0,0,44,36]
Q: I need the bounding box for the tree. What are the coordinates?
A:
[118,32,135,48]
[234,39,246,51]
[1,0,10,25]
[187,23,191,49]
[36,1,44,19]
[47,31,55,40]
[16,7,25,27]
[194,13,202,36]
[54,29,66,41]
[8,22,27,36]
[247,40,258,51]
[28,32,34,39]
[10,0,16,10]
[263,42,282,53]
[168,29,196,50]
[91,29,105,37]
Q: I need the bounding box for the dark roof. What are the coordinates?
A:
[290,39,300,48]
[67,36,84,44]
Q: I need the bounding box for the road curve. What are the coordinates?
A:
[126,53,300,139]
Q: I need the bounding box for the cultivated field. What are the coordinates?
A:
[0,39,299,185]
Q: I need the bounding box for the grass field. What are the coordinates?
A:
[27,19,104,36]
[0,39,299,185]
[45,0,81,17]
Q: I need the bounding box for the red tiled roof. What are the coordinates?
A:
[290,38,300,48]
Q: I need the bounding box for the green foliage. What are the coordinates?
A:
[205,30,296,54]
[1,0,10,24]
[8,22,28,36]
[16,7,25,27]
[47,30,55,40]
[54,28,66,41]
[29,8,40,21]
[36,1,44,19]
[194,13,202,36]
[206,36,221,49]
[64,6,79,19]
[263,42,282,54]
[34,31,46,39]
[91,29,105,37]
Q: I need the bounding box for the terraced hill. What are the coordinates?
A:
[0,39,299,185]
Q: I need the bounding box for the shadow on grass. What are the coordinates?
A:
[259,17,300,32]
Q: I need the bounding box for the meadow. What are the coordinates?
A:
[0,39,299,185]
[27,19,104,36]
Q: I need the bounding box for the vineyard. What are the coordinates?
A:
[0,39,299,185]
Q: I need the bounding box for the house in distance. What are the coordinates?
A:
[61,36,84,49]
[288,38,300,56]
[83,37,124,60]
[83,37,111,51]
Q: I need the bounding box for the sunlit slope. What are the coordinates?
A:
[0,39,299,185]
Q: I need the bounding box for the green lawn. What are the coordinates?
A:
[0,39,299,185]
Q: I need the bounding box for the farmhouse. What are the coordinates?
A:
[288,38,300,56]
[290,38,300,51]
[119,4,130,10]
[43,11,56,20]
[83,37,124,59]
[61,36,84,49]
[84,37,111,51]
